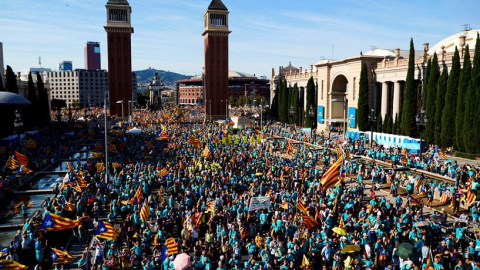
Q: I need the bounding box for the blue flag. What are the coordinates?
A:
[39,213,55,230]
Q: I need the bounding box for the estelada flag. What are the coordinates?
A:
[296,198,308,215]
[0,259,28,270]
[51,248,75,265]
[39,212,80,231]
[155,168,168,178]
[14,151,29,166]
[5,157,21,170]
[301,255,310,270]
[94,221,119,240]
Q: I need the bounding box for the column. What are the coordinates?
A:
[381,82,389,119]
[392,81,401,120]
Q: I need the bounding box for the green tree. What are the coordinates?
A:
[270,82,279,119]
[423,58,431,103]
[393,113,400,135]
[425,53,440,144]
[357,62,370,131]
[304,77,315,127]
[36,72,51,125]
[400,38,417,137]
[227,96,235,106]
[280,79,288,123]
[236,96,246,107]
[472,34,480,153]
[290,83,300,124]
[383,114,388,133]
[376,114,383,133]
[25,72,39,129]
[387,114,394,134]
[440,47,460,148]
[435,67,448,145]
[455,45,471,152]
[5,65,18,94]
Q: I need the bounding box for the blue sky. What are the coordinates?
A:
[1,0,479,78]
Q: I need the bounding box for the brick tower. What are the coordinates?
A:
[202,0,231,119]
[104,0,134,117]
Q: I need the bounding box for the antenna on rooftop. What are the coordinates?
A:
[39,56,42,67]
[461,24,471,32]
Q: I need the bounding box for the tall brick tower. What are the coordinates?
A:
[104,0,134,117]
[202,0,231,119]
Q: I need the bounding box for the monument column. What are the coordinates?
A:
[392,81,401,120]
[381,82,389,119]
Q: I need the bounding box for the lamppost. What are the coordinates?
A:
[368,108,377,148]
[416,105,428,161]
[308,104,315,139]
[14,109,23,146]
[289,105,295,125]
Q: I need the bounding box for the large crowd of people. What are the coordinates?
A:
[0,106,479,270]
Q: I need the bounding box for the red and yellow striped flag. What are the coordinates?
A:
[296,198,308,215]
[320,154,344,190]
[0,259,28,270]
[302,215,319,229]
[165,238,178,256]
[140,199,150,223]
[14,151,29,166]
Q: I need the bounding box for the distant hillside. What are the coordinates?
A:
[134,68,191,86]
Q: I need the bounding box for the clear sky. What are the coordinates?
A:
[1,0,479,78]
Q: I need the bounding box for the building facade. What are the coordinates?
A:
[44,70,137,108]
[104,0,134,117]
[270,29,478,133]
[203,0,230,118]
[85,42,101,71]
[177,71,270,105]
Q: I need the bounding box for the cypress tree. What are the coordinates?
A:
[423,58,431,103]
[304,77,315,127]
[280,79,288,123]
[271,81,279,119]
[357,62,369,131]
[292,83,299,125]
[5,65,18,94]
[36,72,51,125]
[394,113,401,135]
[278,79,285,122]
[387,114,394,134]
[456,45,471,152]
[472,34,480,153]
[400,38,417,137]
[425,53,439,144]
[435,67,448,145]
[25,72,39,129]
[440,47,460,148]
[376,114,383,133]
[383,114,389,133]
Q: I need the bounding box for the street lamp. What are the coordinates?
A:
[14,108,23,146]
[368,108,377,148]
[416,105,428,161]
[308,104,315,139]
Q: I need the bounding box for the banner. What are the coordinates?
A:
[317,106,324,124]
[248,196,271,211]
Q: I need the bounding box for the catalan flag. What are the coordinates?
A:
[39,212,80,231]
[239,223,248,239]
[96,163,104,173]
[302,215,319,229]
[156,131,170,141]
[165,238,178,256]
[320,154,344,190]
[0,248,9,257]
[286,142,294,153]
[0,259,28,270]
[203,145,213,158]
[51,248,75,265]
[440,192,449,204]
[5,157,21,170]
[130,186,143,205]
[439,150,447,159]
[24,139,37,149]
[425,248,434,270]
[20,166,33,174]
[296,199,308,215]
[186,135,202,148]
[466,190,476,205]
[14,151,29,166]
[63,202,76,212]
[66,162,74,172]
[206,200,216,212]
[94,221,118,240]
[140,199,150,223]
[155,168,169,178]
[88,152,104,159]
[301,255,310,270]
[280,202,294,210]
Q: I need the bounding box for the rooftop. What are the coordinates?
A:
[207,0,228,11]
[106,0,129,6]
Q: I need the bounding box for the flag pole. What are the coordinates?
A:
[104,92,108,184]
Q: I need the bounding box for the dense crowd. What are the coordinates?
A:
[0,106,479,270]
